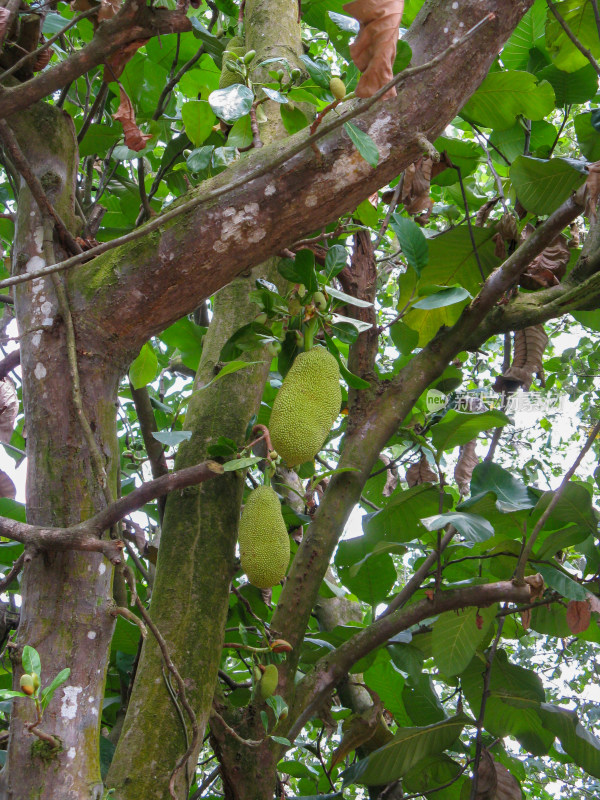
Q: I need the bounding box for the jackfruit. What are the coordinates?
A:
[238,485,290,589]
[259,663,279,700]
[329,77,346,101]
[269,347,341,467]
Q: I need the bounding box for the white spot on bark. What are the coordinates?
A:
[61,686,82,720]
[247,229,266,243]
[67,747,76,759]
[459,21,464,27]
[31,333,41,348]
[34,363,46,380]
[40,301,52,316]
[34,226,44,253]
[26,256,45,273]
[213,240,227,253]
[42,318,53,327]
[444,27,449,32]
[264,183,276,196]
[98,562,106,575]
[305,194,318,207]
[368,114,392,160]
[215,202,262,249]
[452,1,458,7]
[87,631,97,640]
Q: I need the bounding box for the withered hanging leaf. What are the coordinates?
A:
[569,222,580,248]
[0,7,11,41]
[379,453,399,497]
[0,470,15,500]
[402,156,434,218]
[98,0,121,21]
[405,453,437,487]
[494,762,523,799]
[520,234,570,290]
[525,572,544,599]
[0,378,18,445]
[343,0,404,98]
[330,701,381,770]
[493,232,506,259]
[566,599,591,634]
[113,88,152,152]
[520,608,531,630]
[71,0,96,11]
[33,46,53,72]
[493,325,548,393]
[454,439,478,497]
[497,213,518,243]
[474,750,522,800]
[476,197,500,227]
[103,40,148,82]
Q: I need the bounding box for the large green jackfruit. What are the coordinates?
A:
[269,347,342,467]
[238,485,290,589]
[259,664,279,700]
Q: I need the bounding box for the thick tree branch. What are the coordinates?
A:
[35,0,533,359]
[286,581,532,742]
[0,2,191,120]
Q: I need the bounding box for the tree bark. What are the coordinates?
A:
[3,103,119,799]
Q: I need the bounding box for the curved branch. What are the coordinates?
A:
[287,580,532,742]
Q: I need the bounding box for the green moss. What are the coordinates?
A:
[31,737,62,763]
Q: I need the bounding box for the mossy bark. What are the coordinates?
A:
[3,104,118,800]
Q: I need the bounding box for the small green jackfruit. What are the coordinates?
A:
[238,485,290,589]
[269,347,341,467]
[219,38,247,89]
[259,663,279,700]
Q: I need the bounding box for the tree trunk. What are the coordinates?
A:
[3,103,120,799]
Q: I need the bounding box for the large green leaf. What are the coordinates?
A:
[403,754,468,800]
[501,0,549,70]
[208,85,254,123]
[432,605,497,676]
[462,649,553,755]
[510,156,587,215]
[363,485,452,543]
[432,136,484,185]
[536,564,587,600]
[341,714,468,786]
[421,511,494,544]
[574,111,600,161]
[430,410,510,453]
[364,656,412,727]
[129,343,158,390]
[470,462,538,512]
[181,100,217,146]
[344,122,379,167]
[537,63,598,105]
[541,704,600,778]
[403,673,446,726]
[546,0,600,72]
[335,536,397,605]
[490,119,557,163]
[530,482,597,559]
[390,214,429,276]
[461,71,555,131]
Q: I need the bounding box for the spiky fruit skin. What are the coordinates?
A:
[259,664,279,700]
[269,347,341,467]
[330,77,346,100]
[238,486,290,589]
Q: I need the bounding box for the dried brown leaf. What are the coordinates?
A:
[113,88,152,152]
[520,234,569,290]
[343,0,404,98]
[330,702,381,770]
[98,0,121,21]
[104,40,148,81]
[71,0,96,11]
[474,751,522,800]
[454,439,478,496]
[379,453,399,497]
[497,213,518,243]
[402,156,434,217]
[584,160,600,224]
[0,7,12,40]
[520,608,531,630]
[475,197,500,227]
[0,378,18,445]
[405,454,437,487]
[493,325,548,393]
[0,470,15,500]
[566,599,591,634]
[495,761,523,799]
[493,232,506,259]
[524,573,544,599]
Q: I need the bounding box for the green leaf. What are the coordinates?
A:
[270,735,292,746]
[490,120,557,163]
[266,694,288,723]
[324,285,374,308]
[537,62,598,105]
[501,0,548,70]
[181,100,217,146]
[430,410,510,453]
[41,668,71,711]
[402,673,446,726]
[536,565,587,600]
[22,646,41,677]
[403,754,468,799]
[390,214,429,276]
[574,111,600,161]
[151,431,193,446]
[186,146,214,173]
[412,286,470,310]
[390,321,419,356]
[364,485,452,543]
[299,54,330,88]
[470,462,538,512]
[510,155,587,215]
[335,536,397,605]
[364,657,412,726]
[197,360,263,392]
[546,0,600,72]
[129,343,158,390]
[461,71,555,131]
[280,104,309,134]
[324,244,348,279]
[278,250,318,292]
[0,690,26,699]
[344,122,379,167]
[421,511,494,544]
[393,39,413,73]
[222,456,263,471]
[42,12,70,33]
[208,85,254,124]
[342,714,468,786]
[78,124,122,158]
[540,704,600,778]
[432,605,497,676]
[262,87,288,104]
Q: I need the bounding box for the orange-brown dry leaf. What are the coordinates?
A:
[454,439,478,496]
[520,233,570,290]
[379,453,399,497]
[524,572,544,599]
[330,704,380,770]
[493,325,548,393]
[113,88,152,152]
[475,197,500,227]
[343,0,404,98]
[71,0,95,11]
[98,0,121,21]
[0,470,15,500]
[520,608,531,630]
[494,761,523,800]
[0,378,18,445]
[402,156,434,217]
[103,40,148,81]
[493,231,506,259]
[406,454,437,487]
[566,599,591,634]
[474,750,522,800]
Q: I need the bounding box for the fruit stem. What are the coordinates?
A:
[304,317,318,351]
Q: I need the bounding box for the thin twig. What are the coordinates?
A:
[110,605,148,637]
[452,162,485,280]
[374,179,402,250]
[0,14,496,294]
[210,706,264,747]
[514,418,600,583]
[0,552,25,592]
